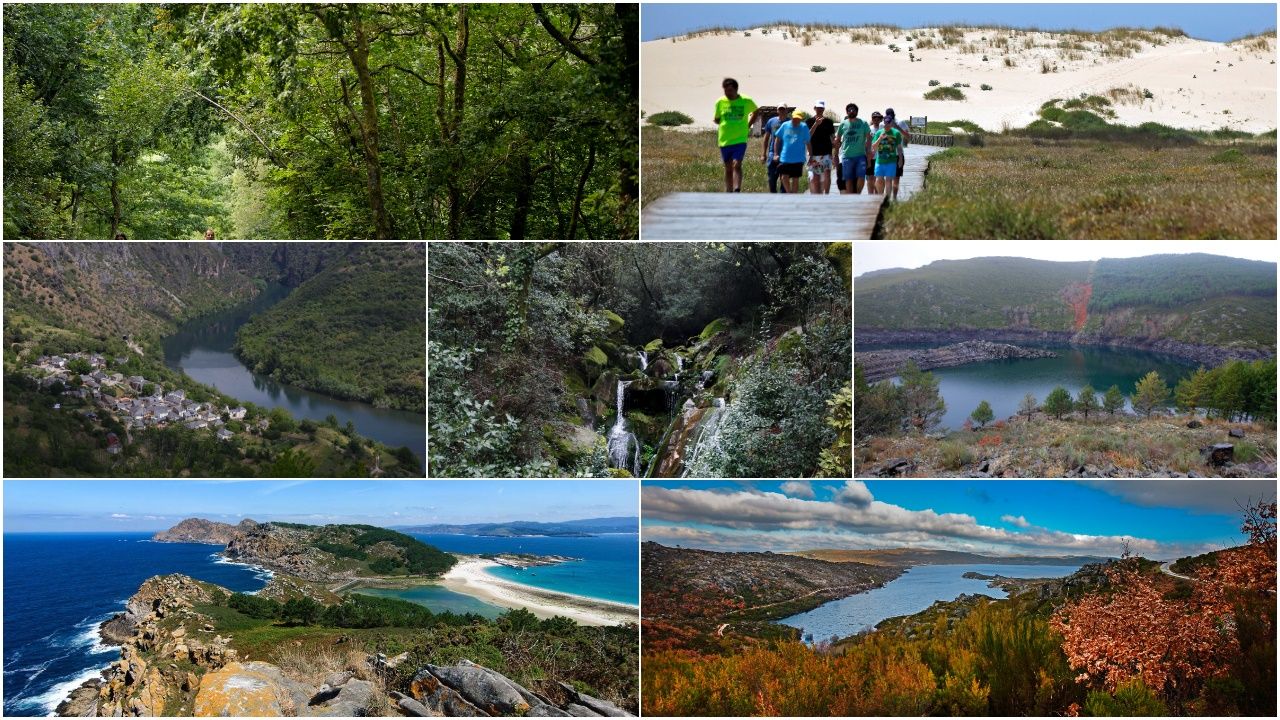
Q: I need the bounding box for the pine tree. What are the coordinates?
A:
[1043,386,1073,419]
[1103,384,1125,415]
[899,360,945,432]
[1018,392,1037,421]
[1076,385,1098,419]
[1175,366,1210,416]
[1132,371,1169,418]
[970,400,994,428]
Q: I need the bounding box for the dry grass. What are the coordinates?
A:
[1105,84,1150,105]
[880,136,1277,239]
[641,127,771,207]
[856,415,1276,477]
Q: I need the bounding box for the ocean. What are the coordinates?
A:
[2,533,270,716]
[408,533,640,606]
[777,563,1084,643]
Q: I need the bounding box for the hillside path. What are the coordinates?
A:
[724,583,871,616]
[1160,561,1195,581]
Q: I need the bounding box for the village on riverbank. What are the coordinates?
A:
[27,351,258,451]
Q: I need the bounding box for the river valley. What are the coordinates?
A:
[162,283,425,460]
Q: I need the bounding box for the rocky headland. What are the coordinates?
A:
[59,574,633,717]
[856,329,1273,368]
[857,341,1058,382]
[153,518,260,545]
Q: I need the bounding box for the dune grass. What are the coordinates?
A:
[642,127,772,207]
[880,136,1276,239]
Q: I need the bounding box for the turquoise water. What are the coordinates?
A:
[409,533,639,606]
[885,344,1195,430]
[352,586,503,618]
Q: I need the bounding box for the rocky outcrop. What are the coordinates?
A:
[194,662,311,716]
[407,660,634,717]
[153,518,258,545]
[855,328,1273,368]
[857,341,1057,382]
[223,523,333,581]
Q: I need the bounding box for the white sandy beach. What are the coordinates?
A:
[441,558,638,627]
[643,27,1276,132]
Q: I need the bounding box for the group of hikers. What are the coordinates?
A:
[713,77,911,199]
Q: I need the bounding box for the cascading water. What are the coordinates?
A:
[681,397,727,477]
[607,380,641,476]
[637,351,648,372]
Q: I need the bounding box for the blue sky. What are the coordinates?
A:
[643,480,1275,559]
[3,481,638,532]
[642,3,1276,42]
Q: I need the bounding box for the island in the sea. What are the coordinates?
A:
[55,517,638,717]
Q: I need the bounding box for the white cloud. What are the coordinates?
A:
[110,513,129,519]
[1076,480,1276,515]
[642,484,1204,559]
[779,481,815,499]
[1001,514,1031,528]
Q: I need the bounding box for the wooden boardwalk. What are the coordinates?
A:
[640,145,947,239]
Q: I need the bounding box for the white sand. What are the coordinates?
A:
[643,27,1276,132]
[441,558,638,627]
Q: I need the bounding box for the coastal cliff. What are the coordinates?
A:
[153,518,259,545]
[58,574,635,717]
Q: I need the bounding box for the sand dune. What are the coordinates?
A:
[642,26,1276,132]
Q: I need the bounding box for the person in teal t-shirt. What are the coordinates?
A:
[871,119,903,198]
[834,103,871,194]
[713,77,759,192]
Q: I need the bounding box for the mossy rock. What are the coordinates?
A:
[626,410,665,443]
[606,467,633,478]
[583,346,607,366]
[601,308,625,332]
[775,328,805,356]
[825,242,852,286]
[699,317,732,341]
[644,338,664,352]
[564,369,588,395]
[547,423,601,462]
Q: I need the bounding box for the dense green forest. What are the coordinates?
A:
[428,242,851,478]
[4,3,636,239]
[236,243,425,411]
[1088,254,1277,312]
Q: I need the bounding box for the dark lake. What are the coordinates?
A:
[162,282,425,460]
[877,344,1195,430]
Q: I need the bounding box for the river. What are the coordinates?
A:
[880,344,1195,430]
[162,282,425,460]
[777,563,1083,644]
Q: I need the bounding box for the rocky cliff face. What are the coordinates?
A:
[855,329,1272,367]
[857,341,1058,382]
[223,524,336,582]
[153,518,259,545]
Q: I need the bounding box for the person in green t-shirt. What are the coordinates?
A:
[871,116,904,198]
[713,77,759,192]
[834,103,872,194]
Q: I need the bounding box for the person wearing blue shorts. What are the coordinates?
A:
[871,112,904,199]
[835,103,871,195]
[713,78,759,192]
[772,110,811,194]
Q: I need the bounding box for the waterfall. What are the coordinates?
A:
[675,355,684,371]
[637,351,648,372]
[607,380,641,476]
[681,397,727,477]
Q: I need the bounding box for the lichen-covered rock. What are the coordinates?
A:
[54,678,102,716]
[425,662,531,714]
[193,661,309,717]
[557,682,631,717]
[409,670,488,717]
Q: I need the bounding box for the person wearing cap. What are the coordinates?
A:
[772,109,811,194]
[871,109,905,199]
[713,77,760,193]
[834,103,872,195]
[884,108,912,200]
[867,111,884,194]
[804,100,837,194]
[761,104,790,193]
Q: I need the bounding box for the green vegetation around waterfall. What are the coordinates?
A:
[235,244,426,412]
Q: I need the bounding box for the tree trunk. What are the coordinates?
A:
[616,3,639,210]
[109,145,122,238]
[509,155,533,239]
[343,6,394,239]
[445,5,469,238]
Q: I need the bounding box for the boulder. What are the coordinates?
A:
[557,682,632,717]
[55,679,102,716]
[527,705,575,717]
[194,661,310,717]
[871,458,915,477]
[410,669,489,717]
[565,703,601,716]
[310,678,375,716]
[1228,428,1245,438]
[1186,420,1202,429]
[425,663,530,715]
[393,692,432,717]
[1201,443,1234,467]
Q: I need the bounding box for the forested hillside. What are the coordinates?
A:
[4,3,637,239]
[235,243,426,412]
[856,254,1276,350]
[429,242,851,478]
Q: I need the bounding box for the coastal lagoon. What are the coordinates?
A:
[408,533,640,606]
[2,533,268,716]
[352,586,503,619]
[162,282,425,460]
[778,563,1083,643]
[874,345,1194,430]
